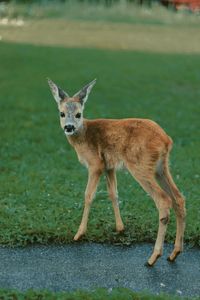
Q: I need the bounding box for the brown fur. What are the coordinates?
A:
[67,118,186,266]
[68,118,171,171]
[48,79,186,266]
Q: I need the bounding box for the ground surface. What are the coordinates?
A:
[0,243,199,297]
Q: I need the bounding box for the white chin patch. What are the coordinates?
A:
[64,130,75,136]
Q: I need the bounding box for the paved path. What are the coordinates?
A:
[0,243,199,297]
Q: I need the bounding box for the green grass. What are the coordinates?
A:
[0,288,198,300]
[0,41,200,247]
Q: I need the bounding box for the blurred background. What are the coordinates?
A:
[0,0,200,52]
[0,0,199,248]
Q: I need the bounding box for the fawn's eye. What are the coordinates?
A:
[75,113,81,119]
[60,112,65,118]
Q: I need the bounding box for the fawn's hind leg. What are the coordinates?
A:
[106,169,124,232]
[127,164,172,266]
[156,157,186,262]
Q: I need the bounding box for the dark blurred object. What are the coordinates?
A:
[0,0,157,5]
[161,0,200,11]
[1,0,200,11]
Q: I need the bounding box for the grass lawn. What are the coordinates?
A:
[0,288,198,300]
[0,40,199,247]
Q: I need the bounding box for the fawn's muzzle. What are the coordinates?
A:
[64,124,75,133]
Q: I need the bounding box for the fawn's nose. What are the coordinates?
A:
[64,124,75,133]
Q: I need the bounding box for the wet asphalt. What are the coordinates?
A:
[0,243,199,297]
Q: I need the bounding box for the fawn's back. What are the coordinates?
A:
[68,118,172,173]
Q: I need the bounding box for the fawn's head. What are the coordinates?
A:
[47,79,96,135]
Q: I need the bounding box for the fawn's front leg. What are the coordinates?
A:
[74,167,102,241]
[106,169,124,232]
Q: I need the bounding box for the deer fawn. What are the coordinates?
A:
[47,78,186,266]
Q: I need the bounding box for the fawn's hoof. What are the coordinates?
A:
[167,250,181,262]
[73,230,86,241]
[73,234,82,241]
[144,261,154,267]
[146,253,162,267]
[116,224,125,233]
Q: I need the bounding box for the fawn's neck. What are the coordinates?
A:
[67,119,87,147]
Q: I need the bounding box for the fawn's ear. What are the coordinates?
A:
[47,78,69,104]
[73,79,96,105]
